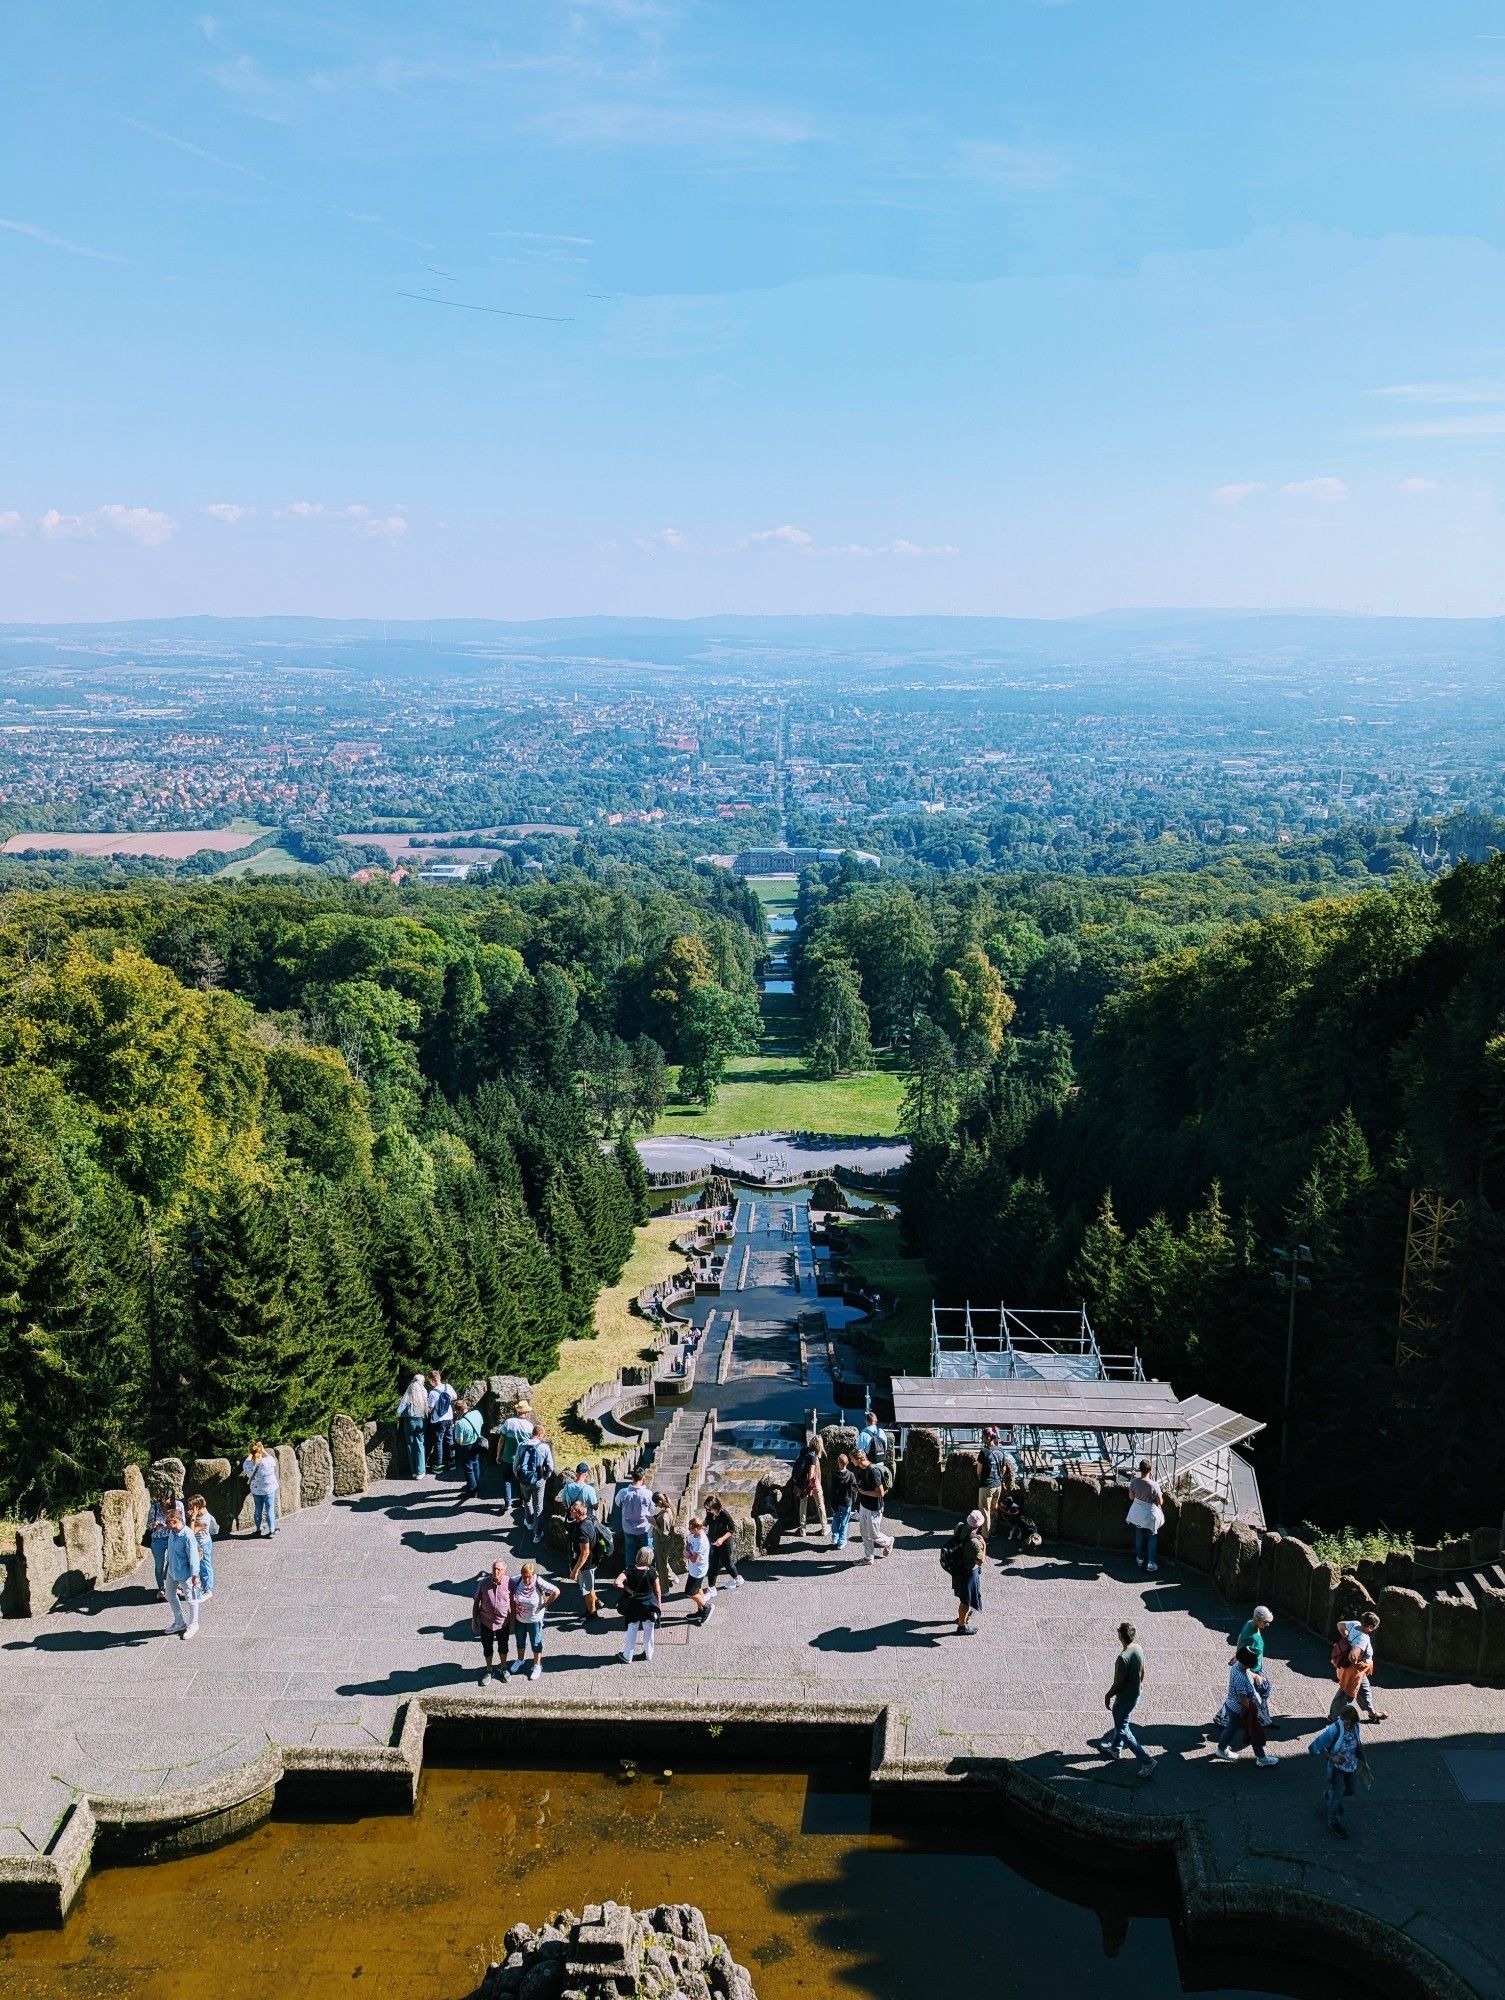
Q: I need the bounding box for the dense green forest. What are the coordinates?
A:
[799,858,1505,1533]
[0,870,763,1517]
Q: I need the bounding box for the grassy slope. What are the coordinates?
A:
[747,875,800,911]
[218,847,322,878]
[828,1213,931,1374]
[530,1215,688,1458]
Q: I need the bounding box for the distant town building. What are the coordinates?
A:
[417,862,473,883]
[730,845,879,876]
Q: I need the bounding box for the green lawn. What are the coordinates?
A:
[747,875,799,911]
[531,1215,689,1457]
[218,846,322,878]
[652,1053,905,1140]
[828,1213,931,1373]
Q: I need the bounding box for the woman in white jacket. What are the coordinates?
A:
[242,1440,280,1537]
[397,1375,430,1478]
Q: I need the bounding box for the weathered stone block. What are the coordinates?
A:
[0,1529,17,1618]
[1272,1534,1320,1623]
[1331,1572,1377,1628]
[1213,1521,1262,1602]
[299,1435,334,1506]
[485,1376,532,1431]
[899,1427,943,1508]
[1255,1527,1281,1607]
[1308,1559,1340,1638]
[1025,1475,1061,1540]
[99,1487,141,1583]
[1477,1575,1505,1678]
[1098,1483,1137,1553]
[940,1450,982,1516]
[147,1457,186,1501]
[1376,1585,1429,1671]
[365,1440,393,1483]
[1058,1474,1102,1546]
[1382,1547,1417,1589]
[61,1510,104,1594]
[123,1461,151,1546]
[329,1414,368,1497]
[1176,1498,1219,1574]
[16,1521,67,1615]
[1427,1583,1482,1677]
[188,1457,241,1531]
[275,1443,301,1515]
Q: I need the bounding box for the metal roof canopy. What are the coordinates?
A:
[891,1375,1188,1433]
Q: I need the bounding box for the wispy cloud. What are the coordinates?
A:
[1372,381,1505,404]
[1212,481,1265,506]
[1281,476,1348,504]
[1373,413,1505,439]
[203,501,250,523]
[636,527,690,551]
[736,524,814,550]
[1369,381,1505,439]
[0,216,126,263]
[1398,477,1440,493]
[129,120,389,231]
[0,511,25,537]
[29,504,179,545]
[276,500,409,539]
[729,525,956,557]
[884,538,959,557]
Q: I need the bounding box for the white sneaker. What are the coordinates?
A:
[479,1671,494,1686]
[529,1660,542,1682]
[724,1577,742,1590]
[1255,1754,1279,1768]
[1214,1747,1234,1761]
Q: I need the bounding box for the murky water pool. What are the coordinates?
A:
[0,1762,1299,2000]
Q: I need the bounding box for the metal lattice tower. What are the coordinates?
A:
[1396,1188,1462,1368]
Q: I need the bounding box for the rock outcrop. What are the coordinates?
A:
[481,1902,755,2000]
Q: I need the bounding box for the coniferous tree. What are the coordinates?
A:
[181,1169,304,1448]
[540,1173,596,1336]
[615,1130,650,1226]
[495,1195,571,1377]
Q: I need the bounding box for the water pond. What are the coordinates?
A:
[0,1761,1306,2000]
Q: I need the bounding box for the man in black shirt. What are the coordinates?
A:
[830,1452,859,1551]
[704,1495,743,1590]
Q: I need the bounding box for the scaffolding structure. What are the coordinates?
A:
[1396,1188,1462,1369]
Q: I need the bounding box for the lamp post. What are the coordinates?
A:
[1271,1241,1312,1524]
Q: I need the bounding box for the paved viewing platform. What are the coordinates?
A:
[2,1197,1502,1998]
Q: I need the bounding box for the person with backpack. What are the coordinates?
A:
[856,1411,889,1468]
[616,1547,664,1664]
[853,1451,894,1563]
[560,1461,600,1519]
[1328,1612,1386,1721]
[496,1399,534,1514]
[515,1423,555,1541]
[508,1560,561,1680]
[684,1513,715,1623]
[704,1494,743,1591]
[426,1368,457,1474]
[1094,1620,1156,1777]
[943,1510,987,1633]
[1125,1458,1165,1574]
[453,1397,486,1501]
[618,1466,657,1571]
[1214,1647,1278,1765]
[791,1433,826,1537]
[472,1559,511,1685]
[976,1427,1010,1535]
[829,1452,858,1552]
[1308,1702,1369,1837]
[567,1499,610,1621]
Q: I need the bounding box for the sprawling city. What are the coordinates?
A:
[1,6,1502,2000]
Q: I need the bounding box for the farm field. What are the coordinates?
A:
[218,846,321,877]
[335,832,509,863]
[1,823,272,858]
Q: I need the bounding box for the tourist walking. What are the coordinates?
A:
[242,1440,280,1536]
[853,1452,894,1563]
[684,1513,715,1623]
[651,1492,677,1593]
[1308,1703,1369,1837]
[1125,1458,1164,1574]
[704,1493,743,1591]
[560,1461,600,1518]
[508,1560,561,1680]
[617,1548,663,1664]
[1329,1612,1387,1721]
[144,1484,179,1599]
[1214,1648,1278,1765]
[496,1399,534,1514]
[1095,1621,1155,1777]
[187,1495,218,1601]
[618,1467,657,1570]
[791,1433,827,1537]
[515,1423,555,1540]
[472,1560,511,1685]
[567,1501,607,1622]
[397,1375,430,1478]
[163,1503,203,1640]
[453,1397,486,1500]
[426,1368,457,1473]
[829,1452,857,1551]
[976,1427,1010,1534]
[856,1410,890,1470]
[1236,1605,1275,1723]
[944,1511,987,1633]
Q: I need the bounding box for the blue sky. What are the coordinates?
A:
[5,1,1505,619]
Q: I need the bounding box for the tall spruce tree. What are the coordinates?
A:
[614,1131,650,1226]
[181,1169,304,1448]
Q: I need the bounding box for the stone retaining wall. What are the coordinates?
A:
[895,1429,1505,1682]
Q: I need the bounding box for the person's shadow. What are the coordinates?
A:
[810,1618,953,1653]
